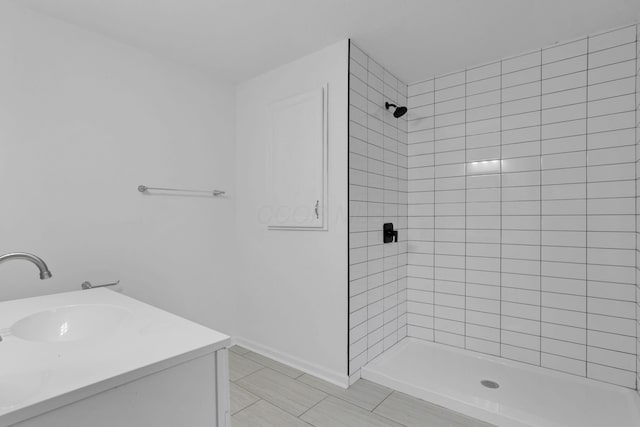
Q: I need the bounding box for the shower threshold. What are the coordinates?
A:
[361,338,640,427]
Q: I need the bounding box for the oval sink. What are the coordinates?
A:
[11,304,132,343]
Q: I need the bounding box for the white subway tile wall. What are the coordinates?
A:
[635,24,639,397]
[349,42,409,378]
[406,24,639,388]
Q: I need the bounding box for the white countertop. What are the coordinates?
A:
[0,289,230,426]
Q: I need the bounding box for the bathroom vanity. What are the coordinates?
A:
[0,289,230,427]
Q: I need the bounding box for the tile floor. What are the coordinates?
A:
[229,346,494,427]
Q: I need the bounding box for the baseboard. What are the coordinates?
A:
[231,336,349,389]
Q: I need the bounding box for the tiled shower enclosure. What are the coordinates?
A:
[349,24,640,390]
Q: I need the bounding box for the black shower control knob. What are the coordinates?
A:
[383,223,398,243]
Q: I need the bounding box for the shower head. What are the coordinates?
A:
[385,102,407,118]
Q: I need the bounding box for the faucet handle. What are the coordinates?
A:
[81,280,120,290]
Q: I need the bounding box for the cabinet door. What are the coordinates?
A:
[267,85,327,230]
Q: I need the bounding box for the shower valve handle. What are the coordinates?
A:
[384,223,398,243]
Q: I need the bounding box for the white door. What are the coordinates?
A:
[267,86,327,230]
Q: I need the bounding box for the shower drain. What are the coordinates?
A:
[481,380,500,389]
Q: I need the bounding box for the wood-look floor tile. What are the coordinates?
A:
[229,351,263,381]
[298,374,392,411]
[230,383,260,414]
[301,396,404,427]
[229,345,251,355]
[232,400,311,427]
[374,391,495,427]
[244,351,304,378]
[236,368,327,417]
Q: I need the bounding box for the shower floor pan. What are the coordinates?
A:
[361,338,640,427]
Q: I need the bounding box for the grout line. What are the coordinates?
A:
[407,54,638,98]
[500,57,505,358]
[401,324,636,361]
[405,291,638,317]
[464,68,468,350]
[408,77,637,117]
[585,34,591,374]
[231,364,267,383]
[538,48,544,367]
[231,398,262,417]
[348,73,353,373]
[432,78,436,343]
[370,390,394,414]
[634,24,639,392]
[404,120,637,144]
[229,382,261,415]
[296,395,329,419]
[404,314,637,338]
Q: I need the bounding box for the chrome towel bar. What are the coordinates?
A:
[138,185,225,196]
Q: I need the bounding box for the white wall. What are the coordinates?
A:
[235,40,349,386]
[0,1,237,334]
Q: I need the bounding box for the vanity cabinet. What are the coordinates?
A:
[0,289,231,427]
[11,349,229,427]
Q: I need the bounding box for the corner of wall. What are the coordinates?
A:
[347,41,409,378]
[635,22,639,393]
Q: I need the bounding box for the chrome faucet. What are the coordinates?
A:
[0,252,52,280]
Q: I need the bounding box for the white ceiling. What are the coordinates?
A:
[17,0,640,84]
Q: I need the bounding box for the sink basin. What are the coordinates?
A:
[10,304,132,343]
